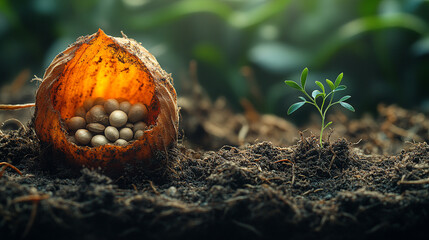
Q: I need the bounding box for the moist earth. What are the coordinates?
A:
[0,103,428,240]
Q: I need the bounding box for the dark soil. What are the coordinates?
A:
[1,102,429,240]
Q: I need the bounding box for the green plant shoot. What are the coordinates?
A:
[285,68,355,148]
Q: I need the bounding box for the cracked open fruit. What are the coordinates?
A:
[34,29,179,173]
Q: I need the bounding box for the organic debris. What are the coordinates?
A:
[1,115,429,239]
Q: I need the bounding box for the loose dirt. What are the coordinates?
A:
[0,102,428,240]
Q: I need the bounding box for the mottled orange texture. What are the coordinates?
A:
[34,29,178,173]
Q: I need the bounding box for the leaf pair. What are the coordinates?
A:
[285,67,308,91]
[337,95,355,111]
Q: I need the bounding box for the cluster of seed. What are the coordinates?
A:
[66,97,148,147]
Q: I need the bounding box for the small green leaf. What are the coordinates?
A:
[284,80,302,90]
[334,85,347,92]
[324,121,333,128]
[287,101,306,115]
[315,81,325,93]
[312,90,323,99]
[298,96,306,101]
[300,68,308,89]
[339,95,351,102]
[326,79,335,91]
[334,72,343,87]
[340,102,355,112]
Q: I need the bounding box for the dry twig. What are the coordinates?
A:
[0,103,35,110]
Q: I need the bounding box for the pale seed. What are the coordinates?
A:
[75,129,92,145]
[133,121,147,132]
[91,135,109,147]
[119,128,133,141]
[109,110,128,127]
[119,101,131,114]
[86,105,109,125]
[105,126,119,142]
[134,130,144,139]
[128,103,148,123]
[87,123,105,134]
[67,116,86,132]
[104,99,119,114]
[114,139,128,146]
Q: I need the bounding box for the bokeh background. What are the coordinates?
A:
[1,0,429,125]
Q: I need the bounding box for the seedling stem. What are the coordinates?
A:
[285,68,355,148]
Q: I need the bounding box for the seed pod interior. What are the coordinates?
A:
[50,33,158,123]
[34,29,178,173]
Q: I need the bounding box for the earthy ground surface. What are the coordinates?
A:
[1,93,429,239]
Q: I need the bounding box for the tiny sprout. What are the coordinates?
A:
[284,68,355,148]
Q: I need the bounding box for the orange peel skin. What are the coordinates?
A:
[34,29,179,174]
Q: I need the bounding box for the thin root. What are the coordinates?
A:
[291,164,296,186]
[31,75,43,82]
[149,180,160,195]
[13,193,50,203]
[1,118,27,131]
[274,159,293,164]
[397,178,429,185]
[12,194,50,238]
[328,145,337,170]
[131,183,138,192]
[0,162,23,178]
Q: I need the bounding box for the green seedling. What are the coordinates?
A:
[285,68,355,148]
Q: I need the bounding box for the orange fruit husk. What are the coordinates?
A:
[34,29,179,173]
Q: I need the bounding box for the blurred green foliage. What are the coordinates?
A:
[1,0,429,121]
